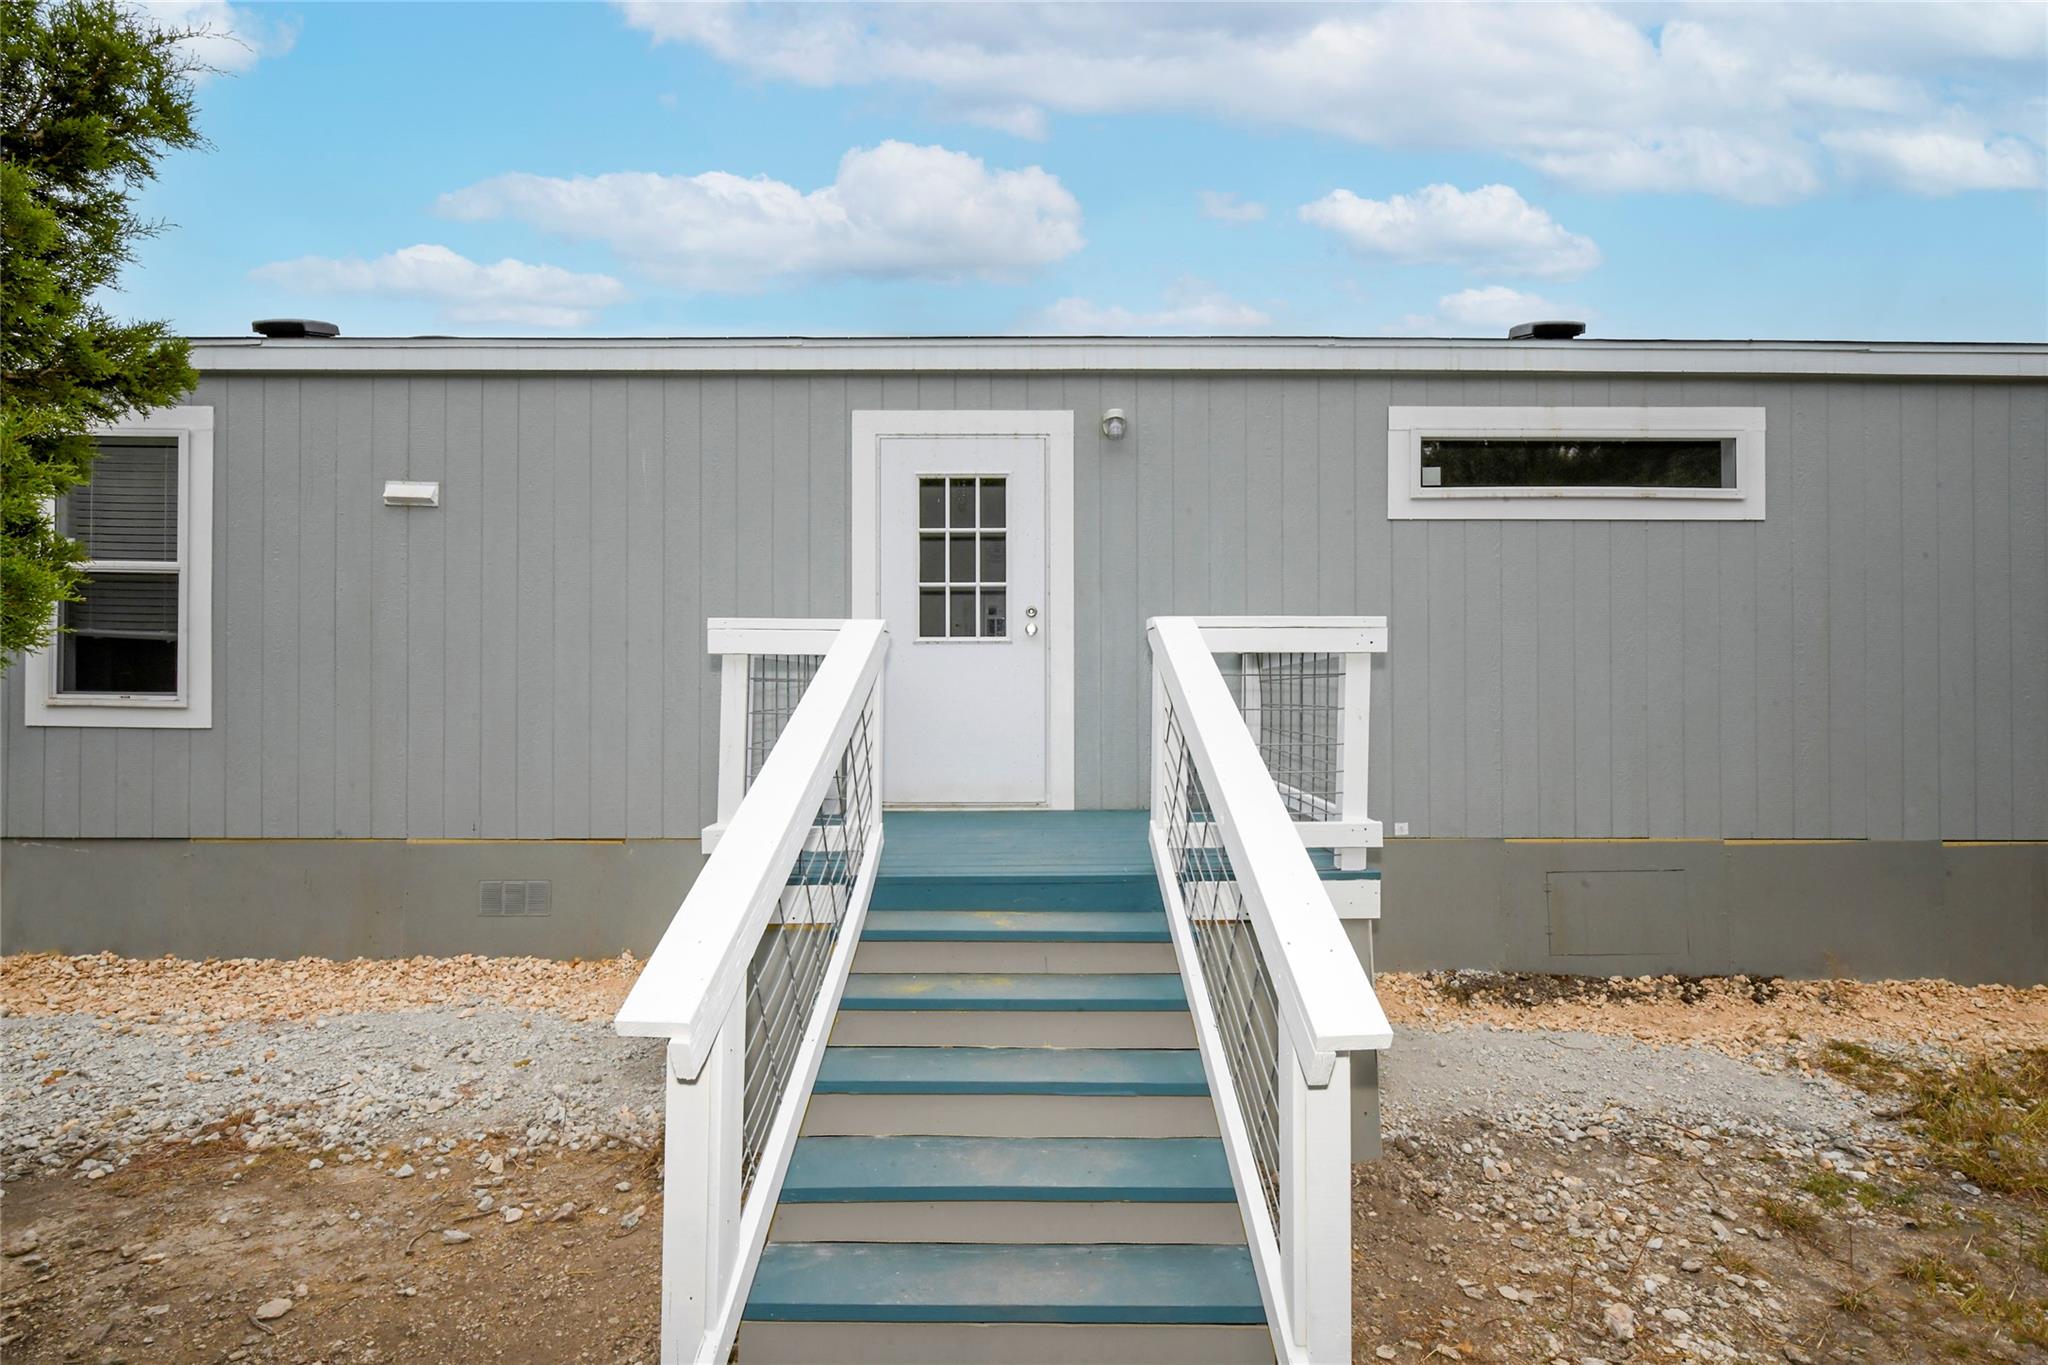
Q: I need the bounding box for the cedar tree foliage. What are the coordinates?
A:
[2,0,200,665]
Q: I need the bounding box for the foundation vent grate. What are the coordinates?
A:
[479,879,553,917]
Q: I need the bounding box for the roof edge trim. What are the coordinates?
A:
[185,335,2048,381]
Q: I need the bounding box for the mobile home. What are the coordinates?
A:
[5,331,2041,983]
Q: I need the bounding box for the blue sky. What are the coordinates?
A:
[128,1,2048,340]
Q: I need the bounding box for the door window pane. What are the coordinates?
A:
[948,590,977,637]
[919,535,944,583]
[919,590,945,638]
[948,535,975,580]
[981,534,1006,583]
[948,478,976,527]
[982,590,1007,636]
[919,478,945,528]
[979,479,1005,528]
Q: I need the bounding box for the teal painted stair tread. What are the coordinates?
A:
[880,811,1154,878]
[841,972,1187,1012]
[873,812,1164,911]
[1181,847,1382,882]
[1308,848,1382,881]
[863,909,1171,942]
[780,1136,1234,1204]
[744,1242,1265,1325]
[870,876,1163,912]
[814,1047,1208,1096]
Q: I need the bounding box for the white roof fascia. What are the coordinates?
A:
[185,336,2048,381]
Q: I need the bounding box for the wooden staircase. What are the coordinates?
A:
[736,812,1270,1364]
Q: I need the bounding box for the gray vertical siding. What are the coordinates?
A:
[5,372,2044,842]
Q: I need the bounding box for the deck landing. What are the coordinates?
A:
[874,811,1160,912]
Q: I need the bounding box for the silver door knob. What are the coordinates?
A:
[1025,606,1039,637]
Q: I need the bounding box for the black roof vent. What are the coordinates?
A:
[1508,320,1585,341]
[252,318,340,339]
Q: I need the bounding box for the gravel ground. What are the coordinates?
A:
[1383,1026,1874,1135]
[2,1010,663,1181]
[4,958,2045,1363]
[4,1007,1875,1185]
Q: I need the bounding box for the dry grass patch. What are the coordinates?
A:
[1799,1169,1856,1210]
[1818,1042,2048,1203]
[1761,1195,1826,1240]
[1899,1253,2048,1347]
[1913,1051,2048,1202]
[1710,1246,1759,1276]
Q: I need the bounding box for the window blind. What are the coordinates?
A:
[63,442,178,562]
[64,574,179,640]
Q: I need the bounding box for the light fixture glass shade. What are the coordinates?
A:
[1101,408,1128,439]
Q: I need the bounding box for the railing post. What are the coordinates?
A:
[1241,652,1264,751]
[867,683,886,847]
[1337,651,1372,872]
[1279,1015,1354,1364]
[717,652,750,826]
[1150,658,1171,814]
[660,994,743,1364]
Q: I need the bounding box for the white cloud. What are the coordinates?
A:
[132,1,297,77]
[616,2,2047,202]
[250,245,629,329]
[1437,286,1568,329]
[437,141,1083,291]
[1199,191,1267,223]
[1026,281,1274,334]
[1300,183,1600,278]
[1395,285,1581,336]
[1825,126,2045,195]
[952,102,1050,140]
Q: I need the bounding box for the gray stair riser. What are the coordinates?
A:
[852,940,1178,974]
[769,1201,1245,1245]
[801,1094,1221,1139]
[829,1011,1196,1049]
[738,1321,1272,1365]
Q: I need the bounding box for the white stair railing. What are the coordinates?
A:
[1199,616,1387,920]
[616,618,887,1365]
[1148,616,1392,1365]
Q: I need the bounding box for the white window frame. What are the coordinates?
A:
[1386,406,1766,521]
[22,405,214,728]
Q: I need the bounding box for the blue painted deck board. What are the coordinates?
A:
[869,877,1163,911]
[880,811,1154,879]
[863,909,1170,942]
[814,1047,1208,1096]
[873,812,1373,904]
[745,1242,1264,1325]
[1308,848,1382,881]
[841,973,1187,1012]
[780,1136,1234,1204]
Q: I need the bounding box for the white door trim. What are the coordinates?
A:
[851,410,1075,810]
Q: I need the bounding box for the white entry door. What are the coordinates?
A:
[876,434,1050,805]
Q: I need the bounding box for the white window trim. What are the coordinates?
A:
[851,409,1076,810]
[22,405,214,728]
[1386,406,1767,521]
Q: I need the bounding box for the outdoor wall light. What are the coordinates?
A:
[383,480,441,507]
[1101,408,1128,440]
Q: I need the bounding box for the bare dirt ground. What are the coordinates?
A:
[0,1142,660,1363]
[4,955,2045,1364]
[1361,1050,2048,1362]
